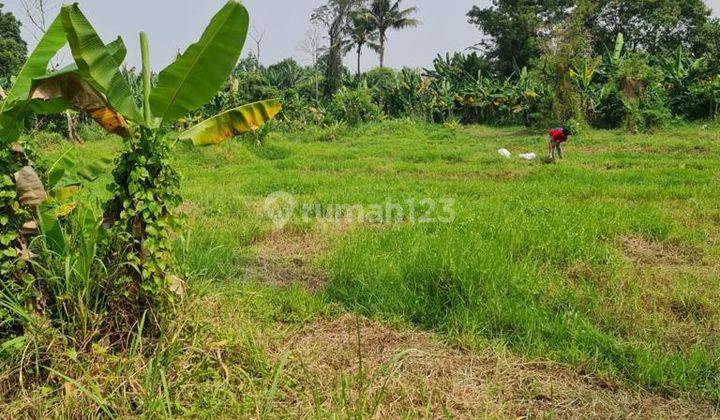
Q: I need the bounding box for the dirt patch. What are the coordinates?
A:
[621,236,704,266]
[176,200,202,217]
[248,221,355,290]
[275,314,717,419]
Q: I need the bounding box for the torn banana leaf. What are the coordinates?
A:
[30,72,131,138]
[49,36,128,79]
[178,99,281,146]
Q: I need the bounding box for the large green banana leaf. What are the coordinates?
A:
[178,99,281,146]
[0,14,67,140]
[150,0,249,125]
[2,14,66,108]
[612,33,624,63]
[61,4,143,124]
[50,36,128,80]
[19,34,132,138]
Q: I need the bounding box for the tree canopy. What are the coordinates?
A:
[468,0,712,76]
[0,3,27,85]
[467,0,572,76]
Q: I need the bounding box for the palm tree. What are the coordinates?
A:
[312,0,363,96]
[344,12,379,77]
[365,0,420,68]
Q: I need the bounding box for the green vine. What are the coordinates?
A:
[0,141,41,337]
[104,130,182,319]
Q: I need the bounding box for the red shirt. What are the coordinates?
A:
[549,128,569,143]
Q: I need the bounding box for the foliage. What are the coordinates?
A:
[9,2,280,341]
[588,0,711,56]
[331,82,382,126]
[0,9,107,342]
[0,142,34,311]
[0,3,27,86]
[312,0,362,97]
[363,0,420,69]
[538,3,589,125]
[614,53,672,132]
[345,11,379,76]
[467,0,572,76]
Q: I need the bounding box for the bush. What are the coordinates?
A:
[330,82,383,126]
[617,54,672,132]
[363,67,399,114]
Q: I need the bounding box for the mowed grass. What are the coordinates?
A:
[43,120,720,404]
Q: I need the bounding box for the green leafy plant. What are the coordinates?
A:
[331,82,382,126]
[44,2,281,329]
[0,12,117,307]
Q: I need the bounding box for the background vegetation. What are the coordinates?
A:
[187,0,720,133]
[1,0,720,416]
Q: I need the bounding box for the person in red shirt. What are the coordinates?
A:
[547,126,572,160]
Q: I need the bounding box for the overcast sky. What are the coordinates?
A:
[4,0,720,71]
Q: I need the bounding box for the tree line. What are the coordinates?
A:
[3,0,720,133]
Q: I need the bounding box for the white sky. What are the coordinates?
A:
[4,0,720,71]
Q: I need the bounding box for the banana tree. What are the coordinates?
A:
[46,2,280,308]
[569,56,602,116]
[0,12,124,280]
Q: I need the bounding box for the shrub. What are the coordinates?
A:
[363,67,398,113]
[616,54,672,132]
[331,82,382,126]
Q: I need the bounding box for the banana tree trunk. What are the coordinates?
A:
[66,110,81,143]
[357,46,362,77]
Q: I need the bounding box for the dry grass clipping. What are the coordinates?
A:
[275,314,719,419]
[621,236,704,267]
[248,221,356,290]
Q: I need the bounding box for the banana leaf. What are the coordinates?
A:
[30,72,131,137]
[150,0,249,124]
[2,14,66,108]
[179,99,281,146]
[0,14,67,141]
[61,4,143,124]
[612,33,624,63]
[47,36,129,82]
[38,206,67,256]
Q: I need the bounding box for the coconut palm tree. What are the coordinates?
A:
[312,0,363,96]
[364,0,419,68]
[344,12,379,76]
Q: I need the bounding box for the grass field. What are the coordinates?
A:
[13,120,720,417]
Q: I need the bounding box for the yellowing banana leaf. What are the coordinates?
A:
[150,0,249,124]
[30,72,131,138]
[52,186,82,203]
[55,202,79,218]
[61,4,143,124]
[179,99,281,146]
